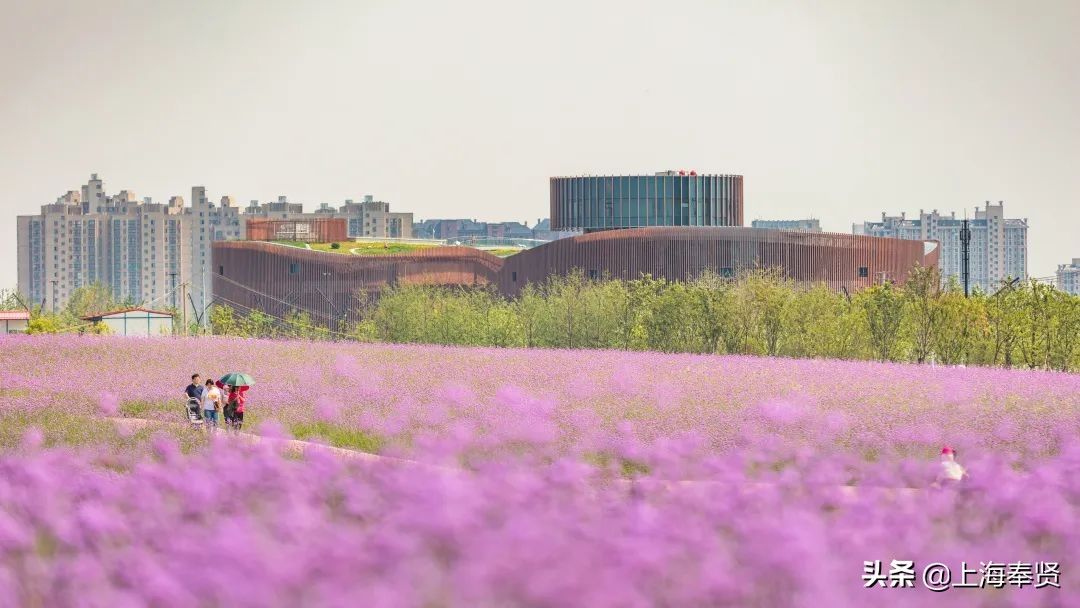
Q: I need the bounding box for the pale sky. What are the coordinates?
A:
[2,0,1077,289]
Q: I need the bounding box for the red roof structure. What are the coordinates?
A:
[0,311,30,321]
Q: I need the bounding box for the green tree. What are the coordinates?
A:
[645,282,702,352]
[0,289,24,311]
[241,310,276,338]
[1048,292,1080,372]
[741,269,792,356]
[65,283,116,319]
[930,285,984,365]
[783,284,860,359]
[515,283,546,348]
[209,304,239,336]
[26,314,63,334]
[1016,280,1056,370]
[986,283,1024,367]
[623,274,665,350]
[858,283,907,362]
[904,265,943,363]
[689,271,731,354]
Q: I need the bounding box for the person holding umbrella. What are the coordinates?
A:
[219,373,254,432]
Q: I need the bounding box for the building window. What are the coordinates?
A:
[720,267,734,278]
[289,263,299,274]
[511,271,517,282]
[218,265,224,276]
[858,267,869,278]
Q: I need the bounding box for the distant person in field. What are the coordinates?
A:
[202,379,221,429]
[933,446,968,488]
[184,374,204,420]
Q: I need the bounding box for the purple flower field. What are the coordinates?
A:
[0,335,1078,607]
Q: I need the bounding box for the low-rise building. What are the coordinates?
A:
[82,307,174,337]
[0,311,30,334]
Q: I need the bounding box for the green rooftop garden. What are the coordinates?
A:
[270,240,520,257]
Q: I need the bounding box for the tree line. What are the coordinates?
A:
[0,284,174,335]
[203,267,1080,372]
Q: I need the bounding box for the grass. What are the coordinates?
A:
[120,400,175,419]
[348,242,439,255]
[289,420,383,453]
[483,247,522,257]
[269,240,523,257]
[0,408,208,456]
[271,241,440,255]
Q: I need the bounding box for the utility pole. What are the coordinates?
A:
[169,272,178,311]
[180,282,188,335]
[960,216,971,298]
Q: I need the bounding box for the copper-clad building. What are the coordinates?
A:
[213,229,938,328]
[213,172,937,327]
[212,241,501,330]
[497,227,939,296]
[246,218,348,243]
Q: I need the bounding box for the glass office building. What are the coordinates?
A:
[550,172,744,232]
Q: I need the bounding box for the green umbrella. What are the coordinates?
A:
[219,372,256,388]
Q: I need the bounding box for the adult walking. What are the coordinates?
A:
[184,374,205,423]
[202,379,222,430]
[218,372,255,432]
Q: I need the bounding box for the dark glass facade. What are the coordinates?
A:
[550,174,744,232]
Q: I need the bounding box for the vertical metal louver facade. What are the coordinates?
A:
[214,230,938,328]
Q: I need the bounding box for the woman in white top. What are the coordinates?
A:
[202,379,222,429]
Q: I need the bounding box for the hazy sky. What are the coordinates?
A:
[2,0,1077,289]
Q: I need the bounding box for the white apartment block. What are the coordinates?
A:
[17,176,189,313]
[17,175,413,324]
[17,175,242,325]
[1057,259,1080,295]
[854,202,1028,293]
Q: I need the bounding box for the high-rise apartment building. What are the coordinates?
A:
[1057,259,1080,295]
[17,175,414,323]
[854,202,1028,292]
[751,219,822,232]
[187,187,246,321]
[17,175,190,312]
[14,177,235,322]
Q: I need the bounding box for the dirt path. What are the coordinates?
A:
[106,416,926,499]
[107,416,455,473]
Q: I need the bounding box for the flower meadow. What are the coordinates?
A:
[0,335,1078,607]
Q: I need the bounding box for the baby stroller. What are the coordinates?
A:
[184,397,204,427]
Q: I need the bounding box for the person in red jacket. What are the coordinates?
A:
[232,385,248,431]
[222,384,249,431]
